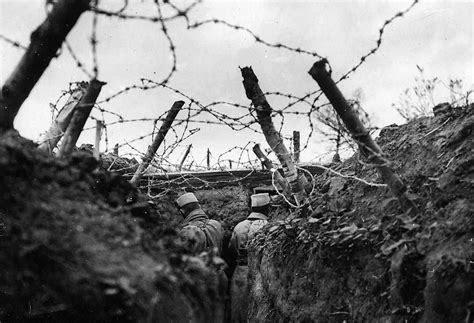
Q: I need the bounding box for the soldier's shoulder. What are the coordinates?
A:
[208,219,223,229]
[233,219,251,231]
[180,223,203,235]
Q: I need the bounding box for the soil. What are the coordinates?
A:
[0,131,226,322]
[247,105,473,322]
[1,104,472,322]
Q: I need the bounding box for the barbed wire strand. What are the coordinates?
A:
[0,0,427,205]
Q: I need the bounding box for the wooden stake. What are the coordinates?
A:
[130,100,184,185]
[0,0,91,133]
[38,82,87,154]
[57,79,105,158]
[293,130,300,163]
[179,144,192,172]
[207,148,211,170]
[253,144,291,195]
[241,67,306,203]
[309,59,417,214]
[93,120,103,160]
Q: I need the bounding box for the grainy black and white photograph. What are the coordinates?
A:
[0,0,473,322]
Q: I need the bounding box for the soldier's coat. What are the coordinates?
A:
[229,212,268,323]
[179,208,224,255]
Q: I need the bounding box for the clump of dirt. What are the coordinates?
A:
[0,131,226,322]
[248,105,473,322]
[100,151,138,175]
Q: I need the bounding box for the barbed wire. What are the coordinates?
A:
[187,18,325,60]
[135,152,388,203]
[64,40,94,78]
[0,34,27,50]
[91,0,100,78]
[334,0,419,83]
[1,0,431,195]
[152,0,177,85]
[89,0,200,23]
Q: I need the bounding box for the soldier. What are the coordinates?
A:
[174,192,227,322]
[229,193,270,323]
[176,192,224,255]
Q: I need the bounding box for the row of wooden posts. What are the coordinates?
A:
[0,0,417,213]
[159,132,301,173]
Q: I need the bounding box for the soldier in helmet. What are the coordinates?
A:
[173,192,227,322]
[176,192,224,255]
[229,193,270,323]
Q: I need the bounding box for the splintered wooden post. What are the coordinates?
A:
[253,144,291,194]
[0,0,91,133]
[308,59,417,214]
[207,148,211,170]
[130,100,185,185]
[93,120,103,160]
[57,79,105,158]
[38,82,88,154]
[293,131,300,163]
[179,144,192,172]
[241,66,306,204]
[113,143,119,155]
[291,130,312,193]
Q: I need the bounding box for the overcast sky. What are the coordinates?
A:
[0,0,472,168]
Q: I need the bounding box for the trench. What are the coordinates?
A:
[1,105,473,322]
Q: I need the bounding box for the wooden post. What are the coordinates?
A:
[309,59,417,214]
[0,0,91,133]
[293,131,300,163]
[207,148,211,170]
[241,67,306,204]
[179,144,192,171]
[93,120,103,160]
[57,79,105,158]
[228,160,232,169]
[290,130,312,194]
[38,82,88,154]
[113,143,119,155]
[130,100,184,185]
[253,144,291,195]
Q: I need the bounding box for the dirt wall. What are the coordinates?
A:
[0,131,226,322]
[248,105,474,322]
